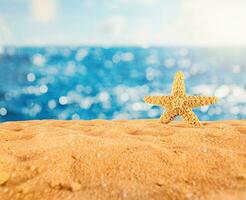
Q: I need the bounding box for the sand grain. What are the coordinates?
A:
[0,119,245,200]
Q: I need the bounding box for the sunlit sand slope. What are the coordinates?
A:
[0,120,245,200]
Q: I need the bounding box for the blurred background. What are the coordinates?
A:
[0,0,245,122]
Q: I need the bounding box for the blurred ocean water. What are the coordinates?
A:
[0,46,245,122]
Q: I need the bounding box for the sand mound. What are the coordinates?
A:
[0,119,245,200]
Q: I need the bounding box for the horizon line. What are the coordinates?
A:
[2,44,246,49]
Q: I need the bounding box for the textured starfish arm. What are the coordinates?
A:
[185,96,218,107]
[160,109,177,124]
[144,96,172,106]
[181,108,201,127]
[171,71,186,97]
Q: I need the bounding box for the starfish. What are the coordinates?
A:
[144,71,218,127]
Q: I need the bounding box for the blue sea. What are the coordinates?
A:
[0,46,245,122]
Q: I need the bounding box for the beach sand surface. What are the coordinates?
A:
[0,119,245,200]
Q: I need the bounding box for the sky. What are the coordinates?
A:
[0,0,246,46]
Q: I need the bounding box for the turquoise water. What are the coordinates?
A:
[0,47,245,122]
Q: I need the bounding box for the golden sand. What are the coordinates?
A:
[0,119,245,200]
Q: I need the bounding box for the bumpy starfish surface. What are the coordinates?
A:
[144,71,218,127]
